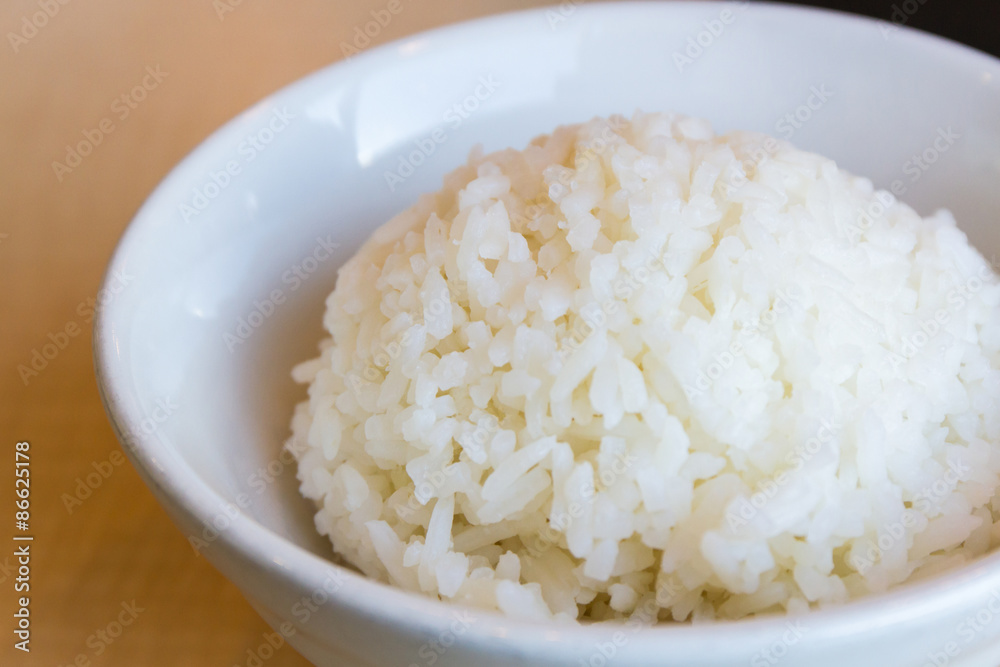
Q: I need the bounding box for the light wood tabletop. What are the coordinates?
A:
[0,1,562,664]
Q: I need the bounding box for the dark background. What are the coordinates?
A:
[782,0,999,56]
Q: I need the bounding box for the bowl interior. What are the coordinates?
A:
[100,0,1000,638]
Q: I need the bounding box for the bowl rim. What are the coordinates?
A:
[94,0,1000,654]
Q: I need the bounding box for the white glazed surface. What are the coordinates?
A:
[94,3,1000,666]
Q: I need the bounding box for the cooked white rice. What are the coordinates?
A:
[287,112,1000,622]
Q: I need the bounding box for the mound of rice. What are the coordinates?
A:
[287,112,1000,622]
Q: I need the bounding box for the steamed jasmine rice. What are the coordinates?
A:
[287,112,1000,622]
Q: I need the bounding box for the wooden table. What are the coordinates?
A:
[0,1,558,664]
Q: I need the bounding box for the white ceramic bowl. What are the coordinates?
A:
[95,3,1000,665]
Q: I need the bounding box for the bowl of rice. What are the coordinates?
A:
[95,2,1000,666]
